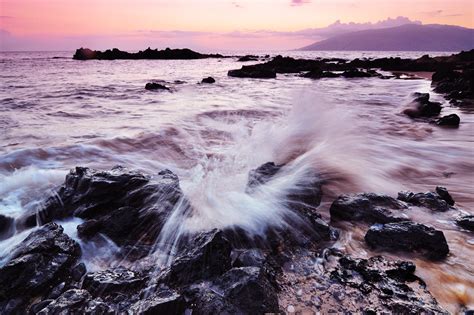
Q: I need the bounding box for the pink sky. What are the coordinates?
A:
[1,0,473,51]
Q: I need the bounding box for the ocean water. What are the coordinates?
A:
[0,50,473,311]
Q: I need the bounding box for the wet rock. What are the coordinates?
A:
[162,229,232,286]
[318,250,447,313]
[432,68,474,105]
[232,248,266,267]
[456,215,474,232]
[73,47,224,60]
[330,193,408,224]
[36,289,113,314]
[403,92,442,118]
[82,267,147,296]
[186,267,279,314]
[238,55,259,62]
[0,214,14,240]
[365,221,449,260]
[302,69,339,79]
[247,162,283,189]
[435,114,460,127]
[201,76,215,84]
[71,262,87,282]
[145,82,170,91]
[228,66,276,79]
[341,69,378,78]
[397,188,453,211]
[130,289,186,314]
[27,166,184,247]
[0,223,80,310]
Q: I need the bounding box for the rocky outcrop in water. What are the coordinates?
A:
[365,221,449,260]
[435,114,461,127]
[73,47,224,60]
[201,76,215,84]
[432,68,474,107]
[397,186,455,211]
[456,215,474,232]
[238,55,259,62]
[145,82,171,91]
[330,193,408,224]
[403,92,442,118]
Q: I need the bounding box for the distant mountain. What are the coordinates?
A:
[299,24,474,51]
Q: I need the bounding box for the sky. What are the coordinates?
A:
[0,0,473,51]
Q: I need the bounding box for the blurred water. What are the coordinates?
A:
[0,50,473,311]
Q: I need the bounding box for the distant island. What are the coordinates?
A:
[73,47,225,60]
[300,24,474,51]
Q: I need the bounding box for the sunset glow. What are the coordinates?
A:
[1,0,473,50]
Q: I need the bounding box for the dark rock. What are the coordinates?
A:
[403,92,442,118]
[238,55,259,62]
[0,223,80,308]
[330,193,408,224]
[228,66,276,79]
[201,76,215,84]
[232,248,266,267]
[341,69,378,78]
[29,299,53,313]
[161,229,232,286]
[130,289,186,314]
[432,67,474,105]
[365,221,449,260]
[82,267,147,296]
[73,47,224,60]
[185,267,279,314]
[247,162,283,189]
[397,188,452,211]
[25,166,184,247]
[48,282,67,299]
[435,186,455,206]
[145,82,170,91]
[316,249,447,313]
[36,289,113,314]
[456,215,474,231]
[303,69,339,79]
[71,263,87,282]
[0,214,14,240]
[435,114,460,127]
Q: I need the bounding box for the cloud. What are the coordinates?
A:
[291,0,311,7]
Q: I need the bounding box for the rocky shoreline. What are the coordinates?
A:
[1,162,473,314]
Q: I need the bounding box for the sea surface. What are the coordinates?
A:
[0,50,473,312]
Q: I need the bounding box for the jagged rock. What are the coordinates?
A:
[185,267,279,314]
[330,193,408,224]
[232,248,266,267]
[201,77,215,84]
[145,82,170,91]
[403,92,442,118]
[435,114,460,127]
[73,47,224,60]
[397,188,453,211]
[71,262,87,282]
[247,162,283,189]
[365,221,449,260]
[238,55,259,62]
[0,214,14,240]
[36,289,113,314]
[82,267,147,296]
[228,66,276,79]
[22,166,184,247]
[302,69,339,79]
[161,229,232,286]
[315,249,448,314]
[456,215,474,231]
[0,223,81,311]
[130,289,186,314]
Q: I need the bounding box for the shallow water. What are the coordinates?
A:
[0,50,473,312]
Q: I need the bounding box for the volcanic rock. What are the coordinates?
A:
[145,82,170,90]
[456,215,474,232]
[435,114,460,127]
[403,92,442,118]
[73,47,224,60]
[228,66,276,79]
[330,193,408,224]
[0,214,14,240]
[82,267,148,296]
[365,221,449,260]
[397,187,454,211]
[201,76,216,84]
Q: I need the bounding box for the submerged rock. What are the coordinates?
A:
[0,223,81,312]
[201,76,215,84]
[435,114,460,127]
[456,215,474,232]
[397,187,454,211]
[365,221,449,260]
[330,193,408,224]
[145,82,170,91]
